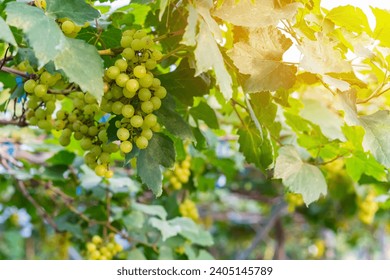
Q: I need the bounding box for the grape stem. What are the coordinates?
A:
[98,48,123,56]
[0,119,28,127]
[153,29,184,42]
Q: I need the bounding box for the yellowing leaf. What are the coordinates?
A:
[194,20,232,100]
[326,5,370,33]
[299,33,352,74]
[213,0,301,27]
[228,27,296,92]
[181,4,198,46]
[371,7,390,47]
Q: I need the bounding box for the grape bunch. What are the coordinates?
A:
[179,199,199,222]
[165,155,191,190]
[358,190,379,225]
[85,234,123,260]
[23,71,62,131]
[58,18,89,38]
[102,29,166,154]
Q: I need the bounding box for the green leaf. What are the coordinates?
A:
[127,249,147,260]
[0,16,16,45]
[156,98,194,140]
[189,101,219,129]
[345,151,386,182]
[137,133,175,196]
[10,85,24,99]
[149,217,181,241]
[6,2,64,67]
[54,37,104,100]
[123,211,145,229]
[181,4,198,46]
[238,120,273,171]
[194,20,232,100]
[47,150,75,166]
[169,217,213,246]
[158,59,210,106]
[46,0,100,25]
[274,146,327,205]
[133,203,167,220]
[327,5,370,33]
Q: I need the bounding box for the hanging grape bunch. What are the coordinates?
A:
[165,155,191,190]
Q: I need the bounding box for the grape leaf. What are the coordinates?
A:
[371,7,390,47]
[181,4,198,46]
[194,20,232,100]
[53,37,104,100]
[133,203,167,220]
[213,0,300,27]
[137,133,175,196]
[228,27,296,93]
[6,2,64,67]
[0,16,16,46]
[149,218,181,241]
[299,33,352,74]
[326,5,370,34]
[46,0,100,25]
[189,101,219,129]
[169,217,214,246]
[274,146,327,205]
[345,151,386,182]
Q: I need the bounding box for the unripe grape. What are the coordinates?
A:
[104,170,114,179]
[123,29,135,37]
[131,38,145,51]
[138,88,151,101]
[120,141,133,153]
[122,48,135,60]
[145,59,157,70]
[115,59,128,72]
[80,137,93,150]
[122,104,135,118]
[120,36,133,48]
[141,101,154,114]
[133,65,146,78]
[139,74,153,88]
[74,98,84,109]
[152,78,161,88]
[95,164,107,176]
[29,117,38,125]
[80,125,89,134]
[141,36,153,48]
[152,50,163,60]
[143,114,157,127]
[98,130,108,142]
[151,123,161,132]
[35,108,46,119]
[24,79,37,93]
[141,128,153,140]
[62,128,72,137]
[39,71,52,85]
[86,243,97,252]
[38,119,51,130]
[105,66,120,80]
[117,127,130,141]
[125,79,139,92]
[61,20,75,35]
[34,84,47,97]
[103,143,119,153]
[133,29,147,39]
[150,96,161,110]
[84,92,96,104]
[99,152,111,164]
[130,115,143,128]
[112,101,124,115]
[154,86,167,99]
[115,73,129,87]
[54,120,66,130]
[123,88,136,98]
[136,136,148,149]
[59,134,71,146]
[88,126,99,136]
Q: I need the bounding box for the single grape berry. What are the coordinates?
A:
[117,127,130,141]
[95,164,107,176]
[61,20,75,35]
[130,115,143,128]
[136,136,148,149]
[120,141,133,153]
[133,65,146,78]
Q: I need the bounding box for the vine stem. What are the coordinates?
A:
[0,119,28,127]
[0,66,34,79]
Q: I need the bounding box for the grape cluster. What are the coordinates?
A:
[358,190,379,225]
[23,71,62,131]
[179,199,199,222]
[34,0,46,9]
[85,234,123,260]
[165,156,191,190]
[284,193,304,212]
[58,18,88,38]
[102,29,166,154]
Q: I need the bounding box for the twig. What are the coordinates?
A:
[0,66,36,79]
[0,47,10,70]
[236,200,287,260]
[0,119,28,127]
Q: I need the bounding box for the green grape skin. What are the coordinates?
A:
[122,104,135,118]
[152,78,161,88]
[34,84,47,97]
[72,121,81,131]
[141,101,154,114]
[141,128,153,140]
[120,141,133,154]
[95,164,107,177]
[104,170,114,179]
[112,101,124,115]
[105,66,120,80]
[90,145,102,156]
[145,59,157,70]
[37,119,51,130]
[80,125,89,135]
[150,96,162,110]
[115,59,128,72]
[111,85,123,99]
[46,100,56,114]
[88,126,99,136]
[131,39,145,51]
[80,137,93,150]
[54,120,66,130]
[123,88,136,98]
[98,130,108,142]
[138,88,151,101]
[99,152,111,164]
[130,115,143,128]
[115,73,130,87]
[120,36,133,48]
[151,123,161,132]
[35,108,46,119]
[122,48,135,60]
[61,20,75,35]
[123,30,135,37]
[152,50,163,60]
[103,143,119,153]
[133,65,147,78]
[144,114,157,128]
[141,36,154,48]
[136,136,148,149]
[73,131,83,140]
[39,71,52,85]
[139,74,153,88]
[84,152,96,165]
[84,92,96,104]
[133,29,147,39]
[24,79,37,93]
[73,98,84,109]
[125,79,139,92]
[62,128,72,138]
[59,135,71,146]
[29,117,38,125]
[154,86,167,99]
[117,127,130,141]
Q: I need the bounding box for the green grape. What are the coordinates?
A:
[84,105,94,115]
[154,86,167,99]
[141,101,154,114]
[34,84,47,97]
[133,65,146,78]
[103,143,119,153]
[84,92,96,104]
[68,113,78,123]
[120,141,133,153]
[136,136,148,149]
[125,79,139,92]
[115,73,129,87]
[74,98,84,109]
[122,48,135,60]
[152,78,161,88]
[39,71,52,85]
[90,145,102,156]
[133,29,147,39]
[145,59,157,70]
[80,125,89,134]
[141,36,154,48]
[29,117,38,125]
[95,164,107,177]
[111,85,123,99]
[46,100,56,114]
[123,30,135,37]
[61,20,75,35]
[123,88,136,98]
[59,134,71,146]
[117,127,130,141]
[131,39,145,51]
[139,74,153,88]
[99,152,111,164]
[38,119,51,130]
[152,50,163,60]
[98,130,108,142]
[88,126,99,136]
[151,123,161,132]
[122,104,135,118]
[138,88,151,101]
[144,114,157,127]
[130,115,143,128]
[104,170,114,179]
[120,36,133,48]
[72,121,81,131]
[115,59,128,72]
[141,128,153,140]
[35,108,46,119]
[24,79,37,93]
[54,119,66,130]
[62,128,72,138]
[112,101,124,115]
[80,137,93,150]
[27,99,38,109]
[150,96,162,110]
[105,66,120,80]
[84,152,96,165]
